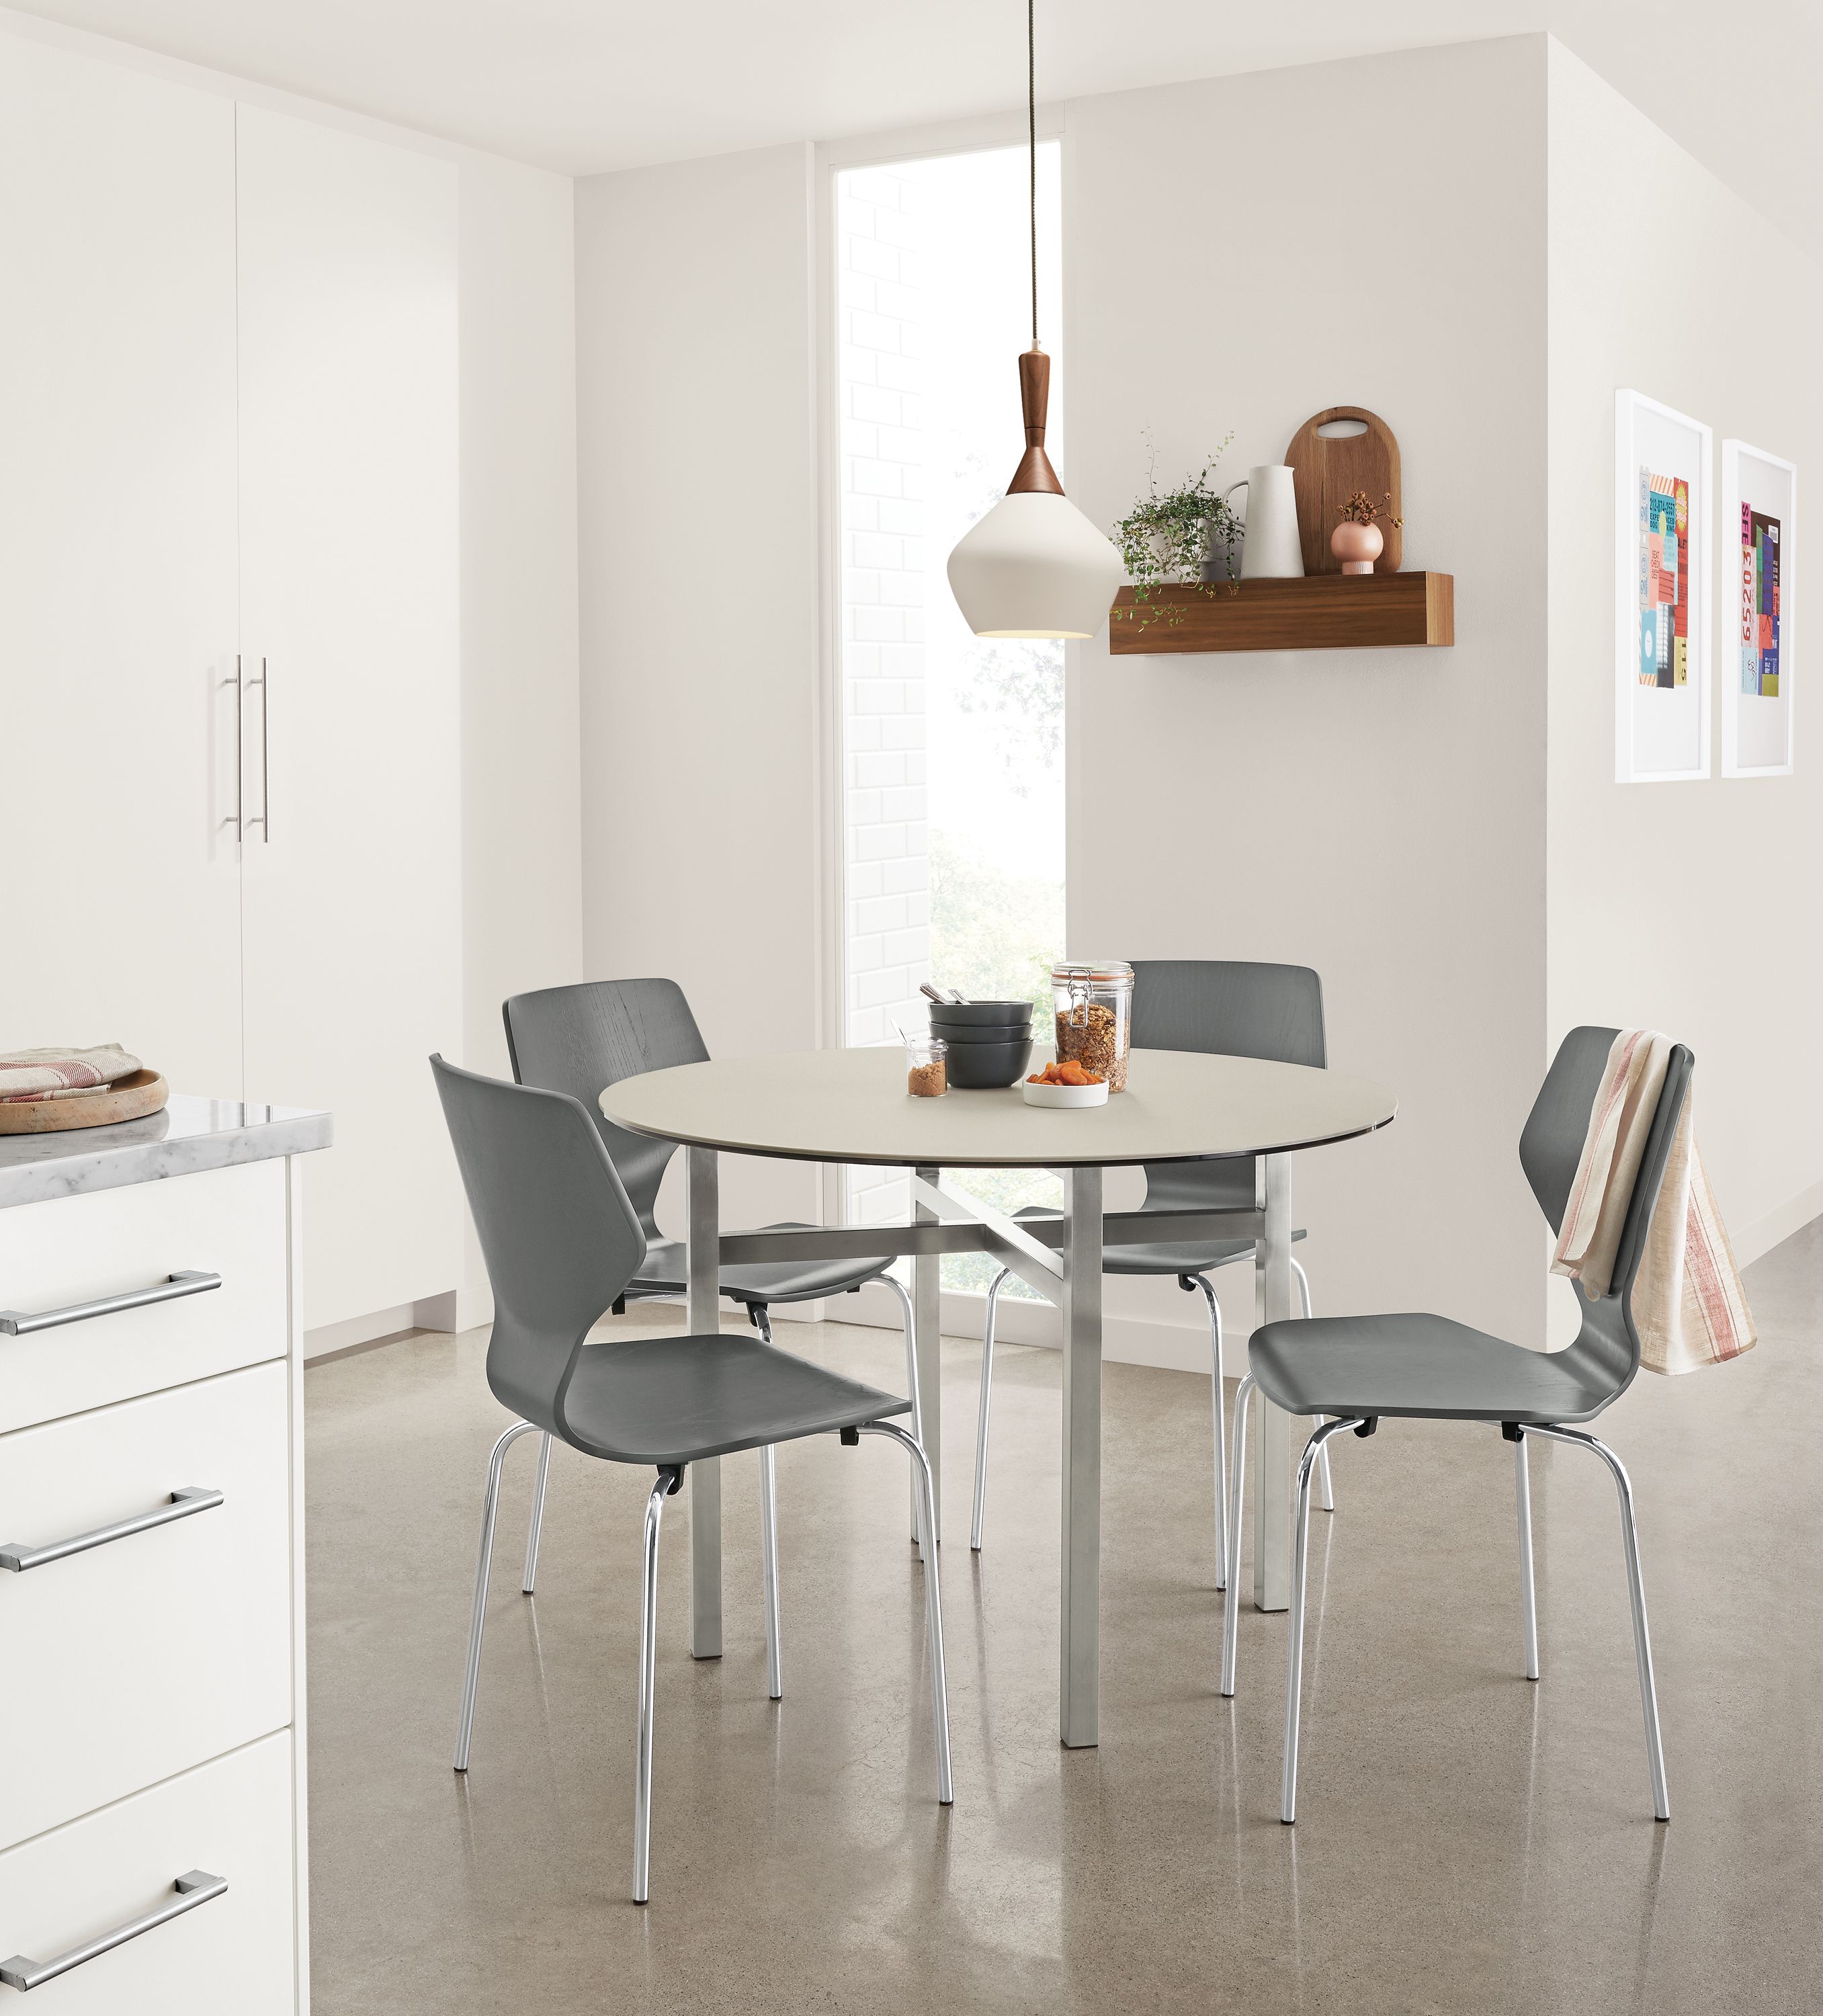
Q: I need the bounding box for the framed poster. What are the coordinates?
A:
[1720,439,1795,777]
[1615,390,1711,782]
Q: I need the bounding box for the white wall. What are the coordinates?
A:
[1065,40,1554,1357]
[574,143,824,1244]
[1545,41,1823,1276]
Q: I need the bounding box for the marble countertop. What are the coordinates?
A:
[0,1094,331,1210]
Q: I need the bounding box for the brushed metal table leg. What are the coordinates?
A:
[686,1145,723,1658]
[1253,1153,1293,1611]
[913,1164,942,1549]
[1060,1163,1103,1747]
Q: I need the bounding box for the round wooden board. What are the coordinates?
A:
[0,1069,169,1134]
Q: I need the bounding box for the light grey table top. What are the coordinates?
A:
[0,1093,332,1210]
[602,1046,1396,1169]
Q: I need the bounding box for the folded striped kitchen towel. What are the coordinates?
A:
[0,1044,142,1104]
[1550,1028,1754,1374]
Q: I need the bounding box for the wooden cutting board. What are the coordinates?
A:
[0,1068,169,1134]
[1285,407,1402,575]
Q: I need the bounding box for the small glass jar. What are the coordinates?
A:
[906,1035,948,1098]
[1051,961,1135,1092]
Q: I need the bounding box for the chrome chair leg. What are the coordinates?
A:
[970,1267,1009,1551]
[880,1273,928,1560]
[454,1418,542,1772]
[521,1431,552,1593]
[1528,1423,1668,1820]
[1221,1372,1255,1697]
[1513,1431,1539,1681]
[634,1466,680,1902]
[1281,1417,1365,1824]
[858,1421,953,1804]
[1292,1259,1335,1515]
[1188,1274,1228,1589]
[759,1441,783,1700]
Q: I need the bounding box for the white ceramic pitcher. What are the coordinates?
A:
[1224,464,1305,579]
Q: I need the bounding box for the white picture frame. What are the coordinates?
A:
[1720,439,1795,778]
[1615,390,1711,782]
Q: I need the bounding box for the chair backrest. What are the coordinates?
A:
[502,979,709,1243]
[431,1054,646,1441]
[1126,960,1326,1212]
[1519,1026,1693,1398]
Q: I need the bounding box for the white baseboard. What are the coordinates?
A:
[304,1290,460,1363]
[1734,1180,1823,1269]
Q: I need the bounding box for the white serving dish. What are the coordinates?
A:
[1021,1078,1109,1109]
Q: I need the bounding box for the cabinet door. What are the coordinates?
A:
[235,106,462,1330]
[0,36,242,1095]
[0,1732,296,2015]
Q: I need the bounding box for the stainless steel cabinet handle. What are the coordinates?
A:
[0,1870,228,1991]
[245,656,269,842]
[0,1486,224,1573]
[220,656,243,837]
[0,1269,220,1337]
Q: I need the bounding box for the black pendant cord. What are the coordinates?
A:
[1027,0,1037,345]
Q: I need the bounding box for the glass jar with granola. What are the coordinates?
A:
[1050,961,1134,1092]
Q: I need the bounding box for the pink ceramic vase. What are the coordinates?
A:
[1330,519,1384,575]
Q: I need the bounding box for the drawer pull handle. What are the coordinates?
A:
[0,1870,228,1992]
[0,1488,224,1574]
[0,1271,221,1337]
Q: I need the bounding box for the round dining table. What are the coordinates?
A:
[603,1044,1396,1749]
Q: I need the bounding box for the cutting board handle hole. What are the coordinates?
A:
[1316,417,1369,439]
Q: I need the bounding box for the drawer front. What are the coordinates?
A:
[0,1160,288,1433]
[0,1361,293,1850]
[0,1732,296,2013]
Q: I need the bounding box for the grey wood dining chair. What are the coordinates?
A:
[431,1056,951,1903]
[504,978,931,1568]
[969,959,1336,1576]
[1222,1025,1689,1824]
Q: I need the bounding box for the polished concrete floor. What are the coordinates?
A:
[307,1228,1823,2014]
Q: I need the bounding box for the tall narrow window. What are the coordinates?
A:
[836,144,1065,1288]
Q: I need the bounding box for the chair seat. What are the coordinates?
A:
[1248,1312,1616,1425]
[557,1329,910,1466]
[1009,1204,1305,1277]
[635,1227,892,1307]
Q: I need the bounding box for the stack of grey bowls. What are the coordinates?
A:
[927,998,1034,1089]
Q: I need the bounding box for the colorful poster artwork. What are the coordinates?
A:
[1638,469,1690,688]
[1739,505,1781,698]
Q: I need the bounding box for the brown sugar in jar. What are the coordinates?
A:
[906,1035,948,1097]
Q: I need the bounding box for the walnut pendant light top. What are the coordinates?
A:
[1007,345,1065,497]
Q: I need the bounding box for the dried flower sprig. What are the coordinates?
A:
[1338,489,1403,529]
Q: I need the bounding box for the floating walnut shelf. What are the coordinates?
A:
[1107,573,1454,655]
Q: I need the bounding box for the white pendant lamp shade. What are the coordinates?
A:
[946,342,1121,640]
[947,490,1124,638]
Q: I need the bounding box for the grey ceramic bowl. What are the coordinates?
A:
[943,1036,1033,1089]
[933,1020,1033,1044]
[926,999,1034,1028]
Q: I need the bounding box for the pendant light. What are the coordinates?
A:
[945,0,1123,639]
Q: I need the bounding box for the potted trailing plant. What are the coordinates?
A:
[1111,436,1240,628]
[1331,489,1403,575]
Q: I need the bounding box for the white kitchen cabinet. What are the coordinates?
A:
[237,105,462,1329]
[0,1099,327,2013]
[0,1734,300,2014]
[0,32,462,1335]
[0,38,243,1098]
